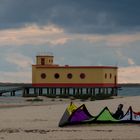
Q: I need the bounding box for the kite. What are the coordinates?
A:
[59,103,140,127]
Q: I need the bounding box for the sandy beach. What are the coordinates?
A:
[0,96,140,140]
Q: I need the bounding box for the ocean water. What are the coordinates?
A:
[118,86,140,96]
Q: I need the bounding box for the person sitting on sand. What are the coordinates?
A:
[113,104,124,119]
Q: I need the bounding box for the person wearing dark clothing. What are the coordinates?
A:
[113,104,124,119]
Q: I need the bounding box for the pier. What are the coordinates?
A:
[23,87,118,97]
[0,84,118,98]
[0,87,24,96]
[0,84,29,96]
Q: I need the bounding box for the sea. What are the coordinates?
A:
[0,85,140,105]
[119,86,140,96]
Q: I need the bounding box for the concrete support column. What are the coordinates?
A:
[23,88,29,97]
[39,88,43,96]
[73,88,76,96]
[89,88,92,96]
[11,91,15,96]
[46,88,49,95]
[98,88,101,94]
[53,88,56,95]
[60,88,63,95]
[92,88,95,96]
[86,88,89,94]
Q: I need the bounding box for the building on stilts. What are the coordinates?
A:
[27,53,118,98]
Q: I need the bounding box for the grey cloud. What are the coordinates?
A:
[0,0,140,34]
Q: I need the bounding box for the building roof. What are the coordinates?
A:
[32,65,118,69]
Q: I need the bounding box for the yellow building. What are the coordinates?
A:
[32,54,118,90]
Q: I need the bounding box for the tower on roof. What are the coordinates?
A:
[36,52,54,65]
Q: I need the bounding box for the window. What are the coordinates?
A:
[54,73,60,79]
[41,58,45,65]
[67,73,72,79]
[110,73,112,79]
[80,73,86,79]
[41,73,46,79]
[105,73,107,79]
[114,75,117,84]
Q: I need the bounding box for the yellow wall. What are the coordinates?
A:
[102,68,117,84]
[32,55,117,87]
[32,66,117,85]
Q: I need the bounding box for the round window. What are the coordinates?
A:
[67,73,72,79]
[41,73,46,79]
[80,73,86,79]
[54,73,60,79]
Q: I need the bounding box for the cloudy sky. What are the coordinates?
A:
[0,0,140,83]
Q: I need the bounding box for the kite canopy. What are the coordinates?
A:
[94,107,118,122]
[59,102,77,127]
[121,106,140,121]
[59,103,140,127]
[59,102,93,127]
[68,104,93,123]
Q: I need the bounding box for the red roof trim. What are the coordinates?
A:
[32,65,117,69]
[32,83,118,87]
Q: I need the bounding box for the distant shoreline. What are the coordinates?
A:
[118,83,140,87]
[0,83,32,87]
